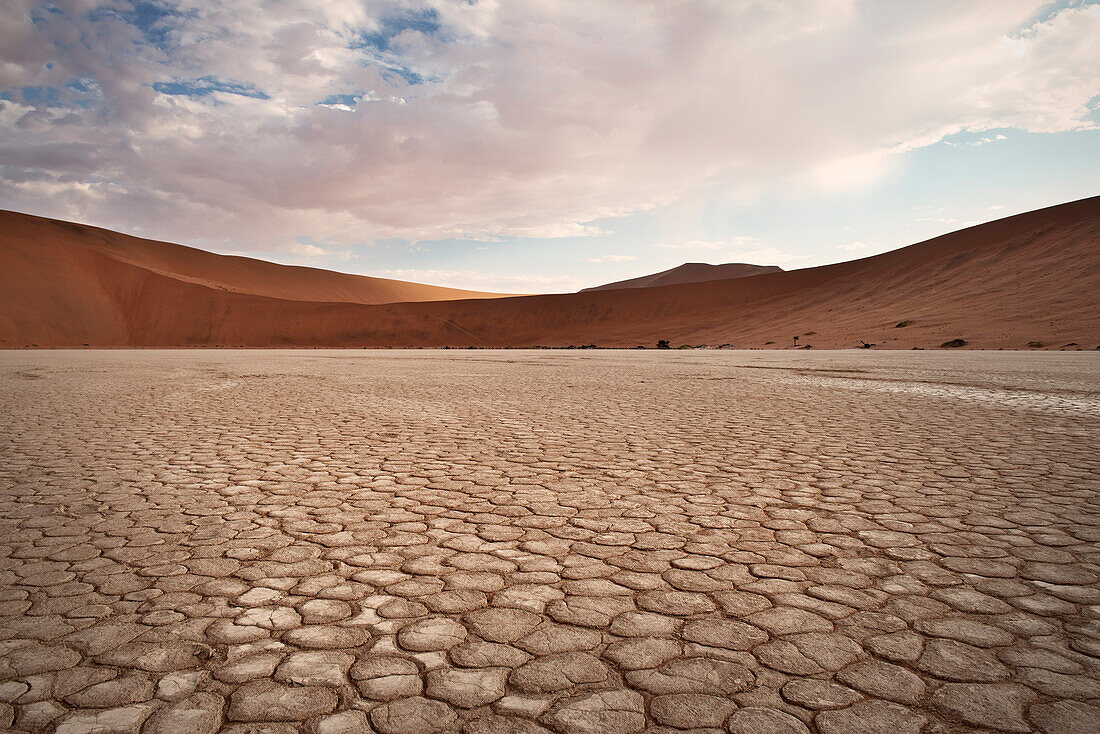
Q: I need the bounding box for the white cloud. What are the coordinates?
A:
[836,241,869,251]
[476,222,611,240]
[945,133,1011,147]
[0,0,1096,253]
[363,268,583,294]
[656,237,759,250]
[804,150,896,193]
[587,254,637,263]
[286,242,333,257]
[737,247,813,266]
[655,237,810,266]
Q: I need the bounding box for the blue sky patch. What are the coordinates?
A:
[356,8,441,53]
[318,93,365,108]
[30,4,63,28]
[152,76,270,100]
[1021,0,1099,30]
[21,86,64,107]
[381,67,426,86]
[87,1,183,47]
[1087,94,1100,125]
[66,78,97,93]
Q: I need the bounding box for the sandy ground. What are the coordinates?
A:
[0,350,1097,734]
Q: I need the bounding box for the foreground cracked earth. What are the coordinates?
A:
[1,350,1098,734]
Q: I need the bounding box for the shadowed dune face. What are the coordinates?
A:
[0,212,509,344]
[1,197,1099,349]
[581,262,784,292]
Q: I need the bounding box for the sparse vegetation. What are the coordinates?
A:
[677,344,692,349]
[656,339,670,349]
[941,338,967,348]
[764,340,775,345]
[858,341,875,349]
[1027,341,1044,348]
[895,320,911,328]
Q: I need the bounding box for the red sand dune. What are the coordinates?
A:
[0,211,509,346]
[2,198,1098,349]
[581,262,782,291]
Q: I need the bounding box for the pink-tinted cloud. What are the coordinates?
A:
[0,0,1096,255]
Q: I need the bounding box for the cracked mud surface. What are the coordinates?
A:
[0,349,1097,734]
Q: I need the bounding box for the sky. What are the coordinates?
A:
[1,1,1098,293]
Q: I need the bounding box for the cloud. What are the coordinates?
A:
[737,247,812,266]
[0,0,1097,253]
[476,223,611,240]
[587,254,637,263]
[286,241,336,257]
[655,237,809,265]
[836,241,869,251]
[364,268,582,294]
[656,237,759,250]
[152,76,270,100]
[804,150,896,193]
[945,133,1010,147]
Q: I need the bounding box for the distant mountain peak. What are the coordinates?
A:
[581,262,783,292]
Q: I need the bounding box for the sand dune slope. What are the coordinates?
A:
[0,211,507,345]
[2,198,1098,348]
[581,262,783,291]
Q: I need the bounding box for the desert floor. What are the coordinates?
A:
[0,350,1097,734]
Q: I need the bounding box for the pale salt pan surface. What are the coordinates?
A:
[0,350,1097,733]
